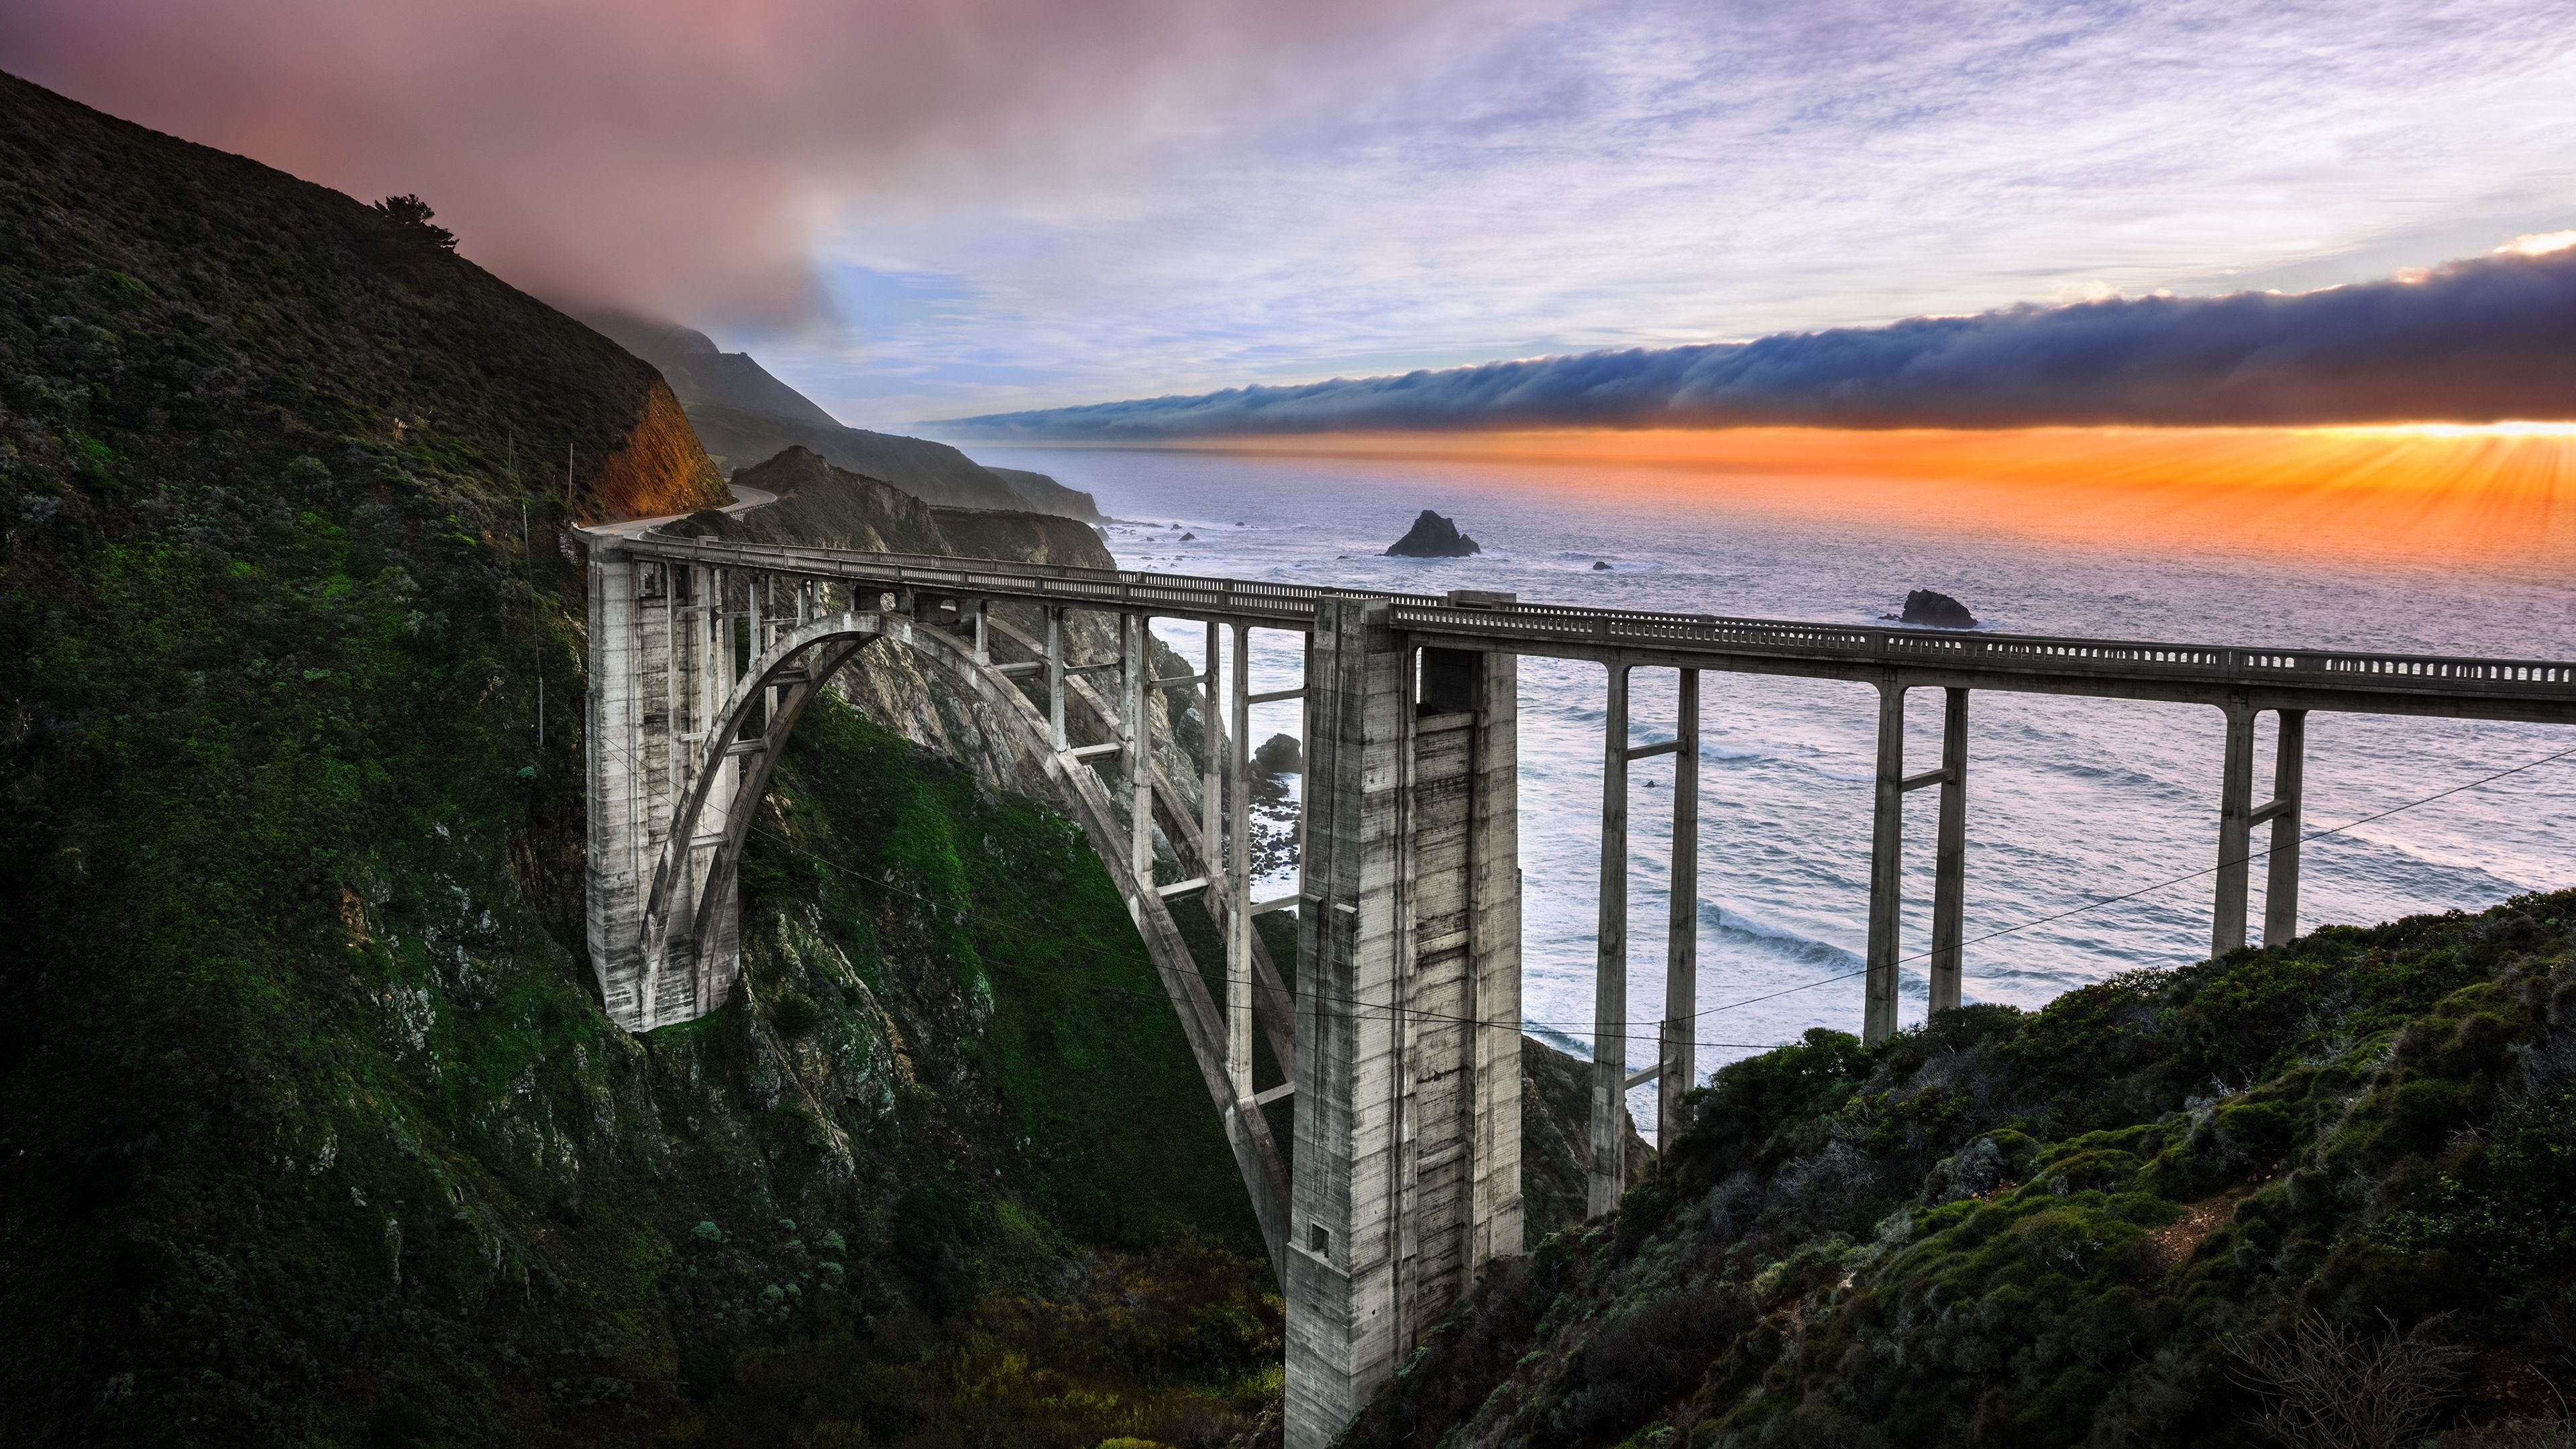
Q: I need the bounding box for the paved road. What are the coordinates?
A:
[578,482,777,539]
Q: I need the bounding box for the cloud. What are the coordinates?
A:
[758,0,2576,426]
[0,0,1489,326]
[932,247,2576,437]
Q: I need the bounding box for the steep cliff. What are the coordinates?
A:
[0,69,1255,1446]
[590,379,729,520]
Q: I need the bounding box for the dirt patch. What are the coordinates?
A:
[2152,1187,2251,1270]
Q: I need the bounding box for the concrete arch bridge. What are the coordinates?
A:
[585,531,2576,1449]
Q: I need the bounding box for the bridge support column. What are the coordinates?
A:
[1658,669,1699,1153]
[1929,688,1970,1016]
[1227,623,1255,1104]
[2263,710,2306,946]
[1203,621,1223,904]
[1046,607,1067,750]
[1589,663,1631,1214]
[2212,702,2258,956]
[1287,601,1520,1449]
[1125,613,1153,898]
[1865,682,1907,1045]
[1866,683,1972,1040]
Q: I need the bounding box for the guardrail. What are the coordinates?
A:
[615,535,2576,707]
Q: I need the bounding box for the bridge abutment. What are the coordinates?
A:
[585,546,753,1030]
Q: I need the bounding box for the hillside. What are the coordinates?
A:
[577,311,1099,520]
[1339,891,2576,1448]
[0,68,1623,1448]
[0,67,1254,1445]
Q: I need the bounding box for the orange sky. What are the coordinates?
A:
[1154,425,2576,573]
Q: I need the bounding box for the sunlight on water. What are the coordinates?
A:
[991,435,2576,1120]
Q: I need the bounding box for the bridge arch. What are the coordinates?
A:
[614,596,1293,1267]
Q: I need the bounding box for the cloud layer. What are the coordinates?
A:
[0,0,1483,325]
[11,1,2571,425]
[935,247,2576,437]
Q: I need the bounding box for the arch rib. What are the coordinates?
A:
[639,604,1291,1274]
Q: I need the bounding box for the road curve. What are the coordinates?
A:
[578,482,778,539]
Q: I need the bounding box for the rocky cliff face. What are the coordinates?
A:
[587,379,730,521]
[577,311,1100,521]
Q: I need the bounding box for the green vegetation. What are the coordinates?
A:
[0,67,1271,1446]
[1342,893,2576,1448]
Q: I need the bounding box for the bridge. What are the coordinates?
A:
[582,529,2576,1449]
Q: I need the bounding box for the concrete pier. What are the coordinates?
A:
[2264,710,2307,946]
[1285,599,1521,1449]
[1864,683,1970,1044]
[1865,682,1909,1044]
[2212,702,2259,956]
[1660,669,1700,1154]
[1929,688,1970,1015]
[1589,663,1631,1216]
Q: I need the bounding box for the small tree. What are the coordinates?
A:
[371,194,456,251]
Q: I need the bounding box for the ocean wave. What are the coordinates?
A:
[1523,1020,1596,1060]
[1702,900,1863,971]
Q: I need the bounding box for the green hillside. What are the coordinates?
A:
[1340,892,2576,1448]
[0,68,1269,1446]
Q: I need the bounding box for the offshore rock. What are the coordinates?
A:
[1254,733,1304,777]
[1385,509,1481,557]
[1890,588,1978,629]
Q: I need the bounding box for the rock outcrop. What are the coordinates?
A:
[1890,588,1978,629]
[1253,733,1304,777]
[1386,509,1482,557]
[586,378,731,519]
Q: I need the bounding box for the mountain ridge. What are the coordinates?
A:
[577,309,1100,521]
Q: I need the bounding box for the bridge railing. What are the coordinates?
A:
[616,536,2576,704]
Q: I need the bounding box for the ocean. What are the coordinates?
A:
[983,441,2576,1123]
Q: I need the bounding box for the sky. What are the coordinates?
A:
[5,0,2574,431]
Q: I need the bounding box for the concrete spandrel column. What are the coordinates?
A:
[1203,621,1223,861]
[1225,622,1254,1104]
[1126,613,1152,893]
[1046,608,1067,751]
[1589,662,1631,1218]
[1659,668,1699,1155]
[2264,709,2307,947]
[1864,680,1907,1046]
[2211,702,2258,957]
[1929,687,1970,1016]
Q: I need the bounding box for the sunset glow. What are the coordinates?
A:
[1134,425,2576,570]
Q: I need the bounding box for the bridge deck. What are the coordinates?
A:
[610,535,2576,722]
